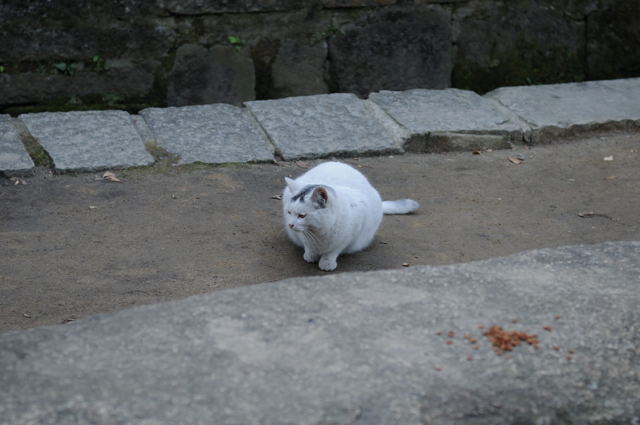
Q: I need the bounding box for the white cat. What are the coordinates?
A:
[282,161,419,271]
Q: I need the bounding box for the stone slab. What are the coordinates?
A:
[167,44,255,107]
[19,111,154,172]
[1,242,638,424]
[139,104,274,165]
[246,93,407,160]
[369,88,528,135]
[486,78,640,141]
[0,115,34,173]
[328,6,452,96]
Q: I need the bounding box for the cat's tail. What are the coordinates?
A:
[382,199,420,215]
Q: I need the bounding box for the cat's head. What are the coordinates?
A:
[283,177,335,233]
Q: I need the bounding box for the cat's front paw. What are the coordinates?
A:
[318,256,338,271]
[303,250,320,263]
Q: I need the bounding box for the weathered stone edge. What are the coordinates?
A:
[0,241,638,424]
[2,78,639,174]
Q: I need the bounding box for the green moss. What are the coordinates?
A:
[144,141,180,166]
[21,134,54,168]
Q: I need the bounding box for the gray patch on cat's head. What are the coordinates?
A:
[291,185,318,203]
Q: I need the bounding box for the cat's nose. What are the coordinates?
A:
[288,223,294,228]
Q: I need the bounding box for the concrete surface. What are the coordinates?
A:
[1,130,639,333]
[0,115,33,173]
[487,78,640,142]
[19,110,154,171]
[1,241,638,425]
[369,88,526,135]
[139,104,273,164]
[246,93,406,160]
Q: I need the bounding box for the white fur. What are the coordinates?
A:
[282,161,419,271]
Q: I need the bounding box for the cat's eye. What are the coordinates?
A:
[297,214,306,219]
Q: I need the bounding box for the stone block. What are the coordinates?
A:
[167,44,255,107]
[155,0,307,14]
[245,93,407,160]
[0,68,156,107]
[139,104,274,164]
[0,115,34,173]
[0,5,174,63]
[271,39,329,99]
[0,242,638,424]
[453,0,585,92]
[328,6,452,96]
[370,88,527,136]
[19,111,154,171]
[586,1,640,80]
[486,78,640,142]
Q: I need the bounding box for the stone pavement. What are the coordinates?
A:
[1,78,640,173]
[1,242,638,424]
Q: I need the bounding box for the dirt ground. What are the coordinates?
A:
[1,131,639,333]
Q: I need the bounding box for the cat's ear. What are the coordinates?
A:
[311,186,329,209]
[284,177,300,194]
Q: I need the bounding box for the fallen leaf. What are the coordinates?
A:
[577,211,594,217]
[603,156,613,161]
[89,205,97,210]
[472,150,481,155]
[10,177,26,185]
[23,313,32,318]
[103,171,122,183]
[295,161,310,169]
[508,156,524,165]
[271,194,282,200]
[604,175,618,180]
[402,262,410,267]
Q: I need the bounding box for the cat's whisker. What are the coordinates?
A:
[303,230,321,245]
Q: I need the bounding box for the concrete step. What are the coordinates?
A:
[1,241,638,424]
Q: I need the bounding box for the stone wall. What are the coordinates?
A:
[0,0,638,113]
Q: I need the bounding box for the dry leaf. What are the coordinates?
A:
[402,262,410,267]
[271,194,282,200]
[577,211,594,217]
[603,156,613,161]
[10,177,26,185]
[102,171,122,183]
[605,175,618,180]
[472,150,481,155]
[508,157,524,165]
[89,205,97,210]
[295,161,310,169]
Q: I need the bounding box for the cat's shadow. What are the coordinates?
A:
[273,231,394,275]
